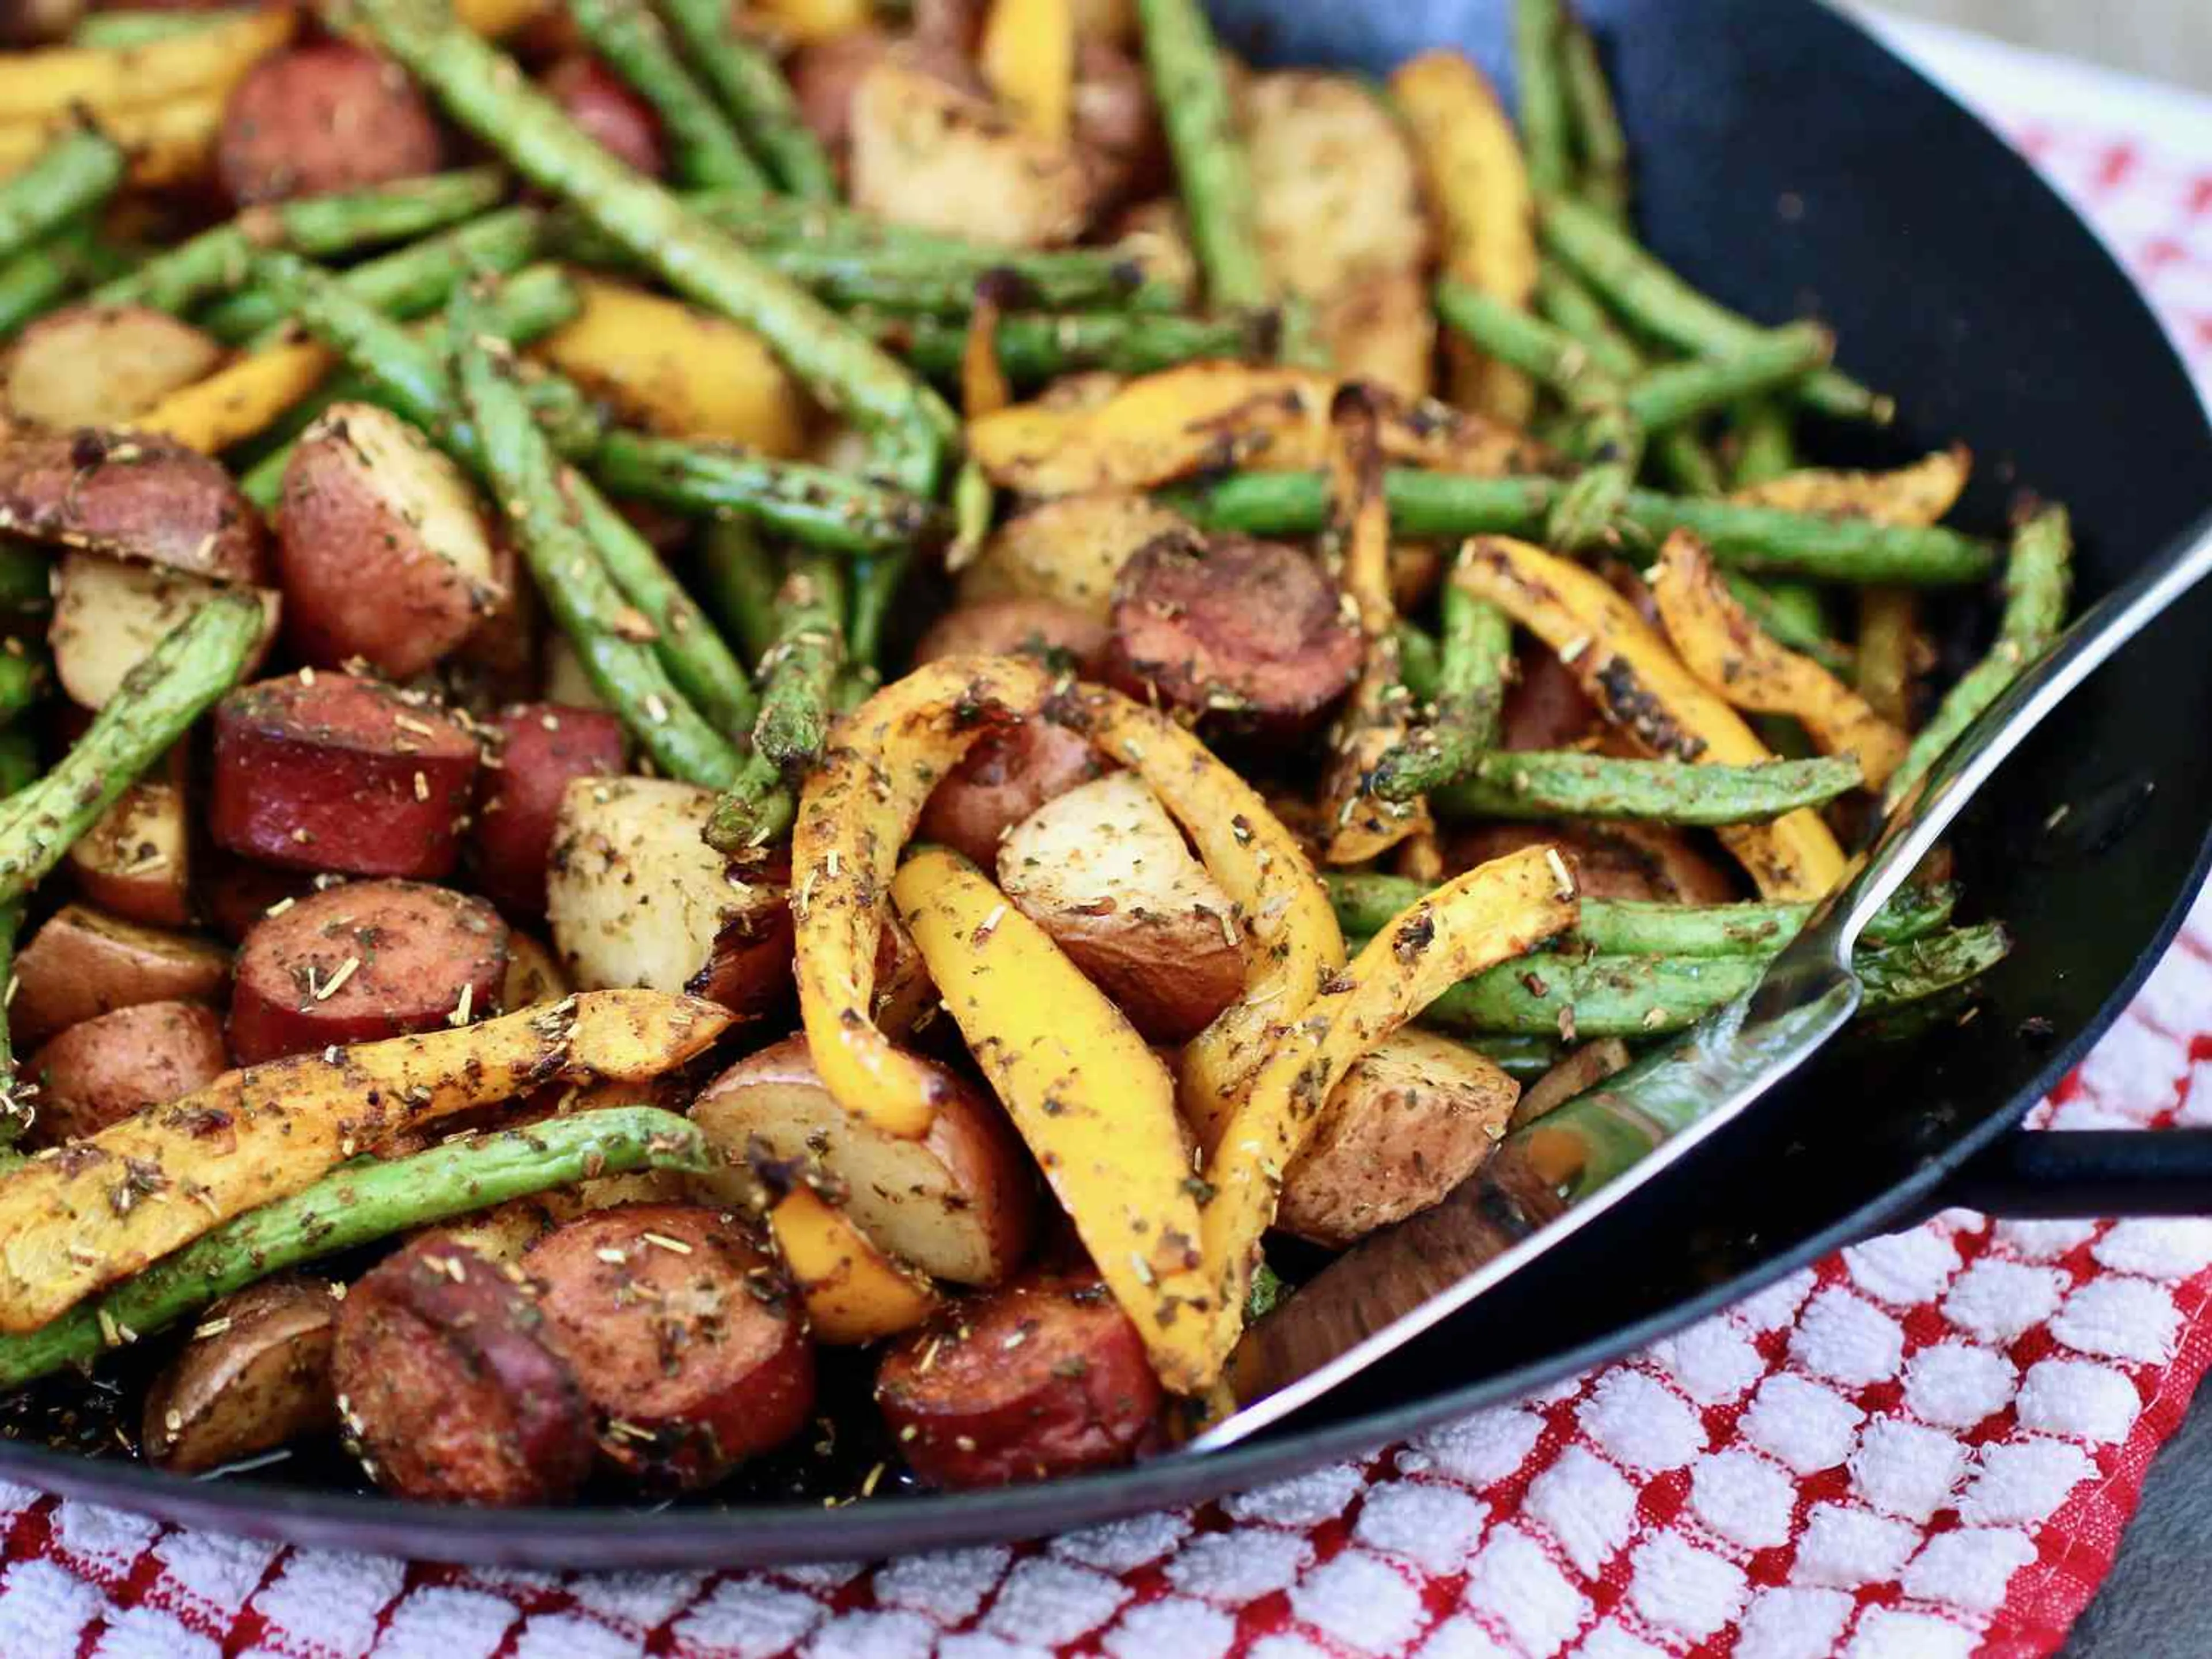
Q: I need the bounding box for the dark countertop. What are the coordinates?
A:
[2065,1378,2212,1654]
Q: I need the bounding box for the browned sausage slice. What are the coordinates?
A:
[211,673,479,878]
[0,430,268,582]
[25,1000,229,1144]
[1105,530,1361,733]
[228,880,507,1065]
[332,1236,594,1506]
[473,703,627,918]
[875,1271,1162,1488]
[217,42,445,205]
[527,1204,815,1490]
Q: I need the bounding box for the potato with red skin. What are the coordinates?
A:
[472,703,627,917]
[66,772,191,927]
[1073,40,1166,215]
[211,674,480,879]
[3,305,223,430]
[543,53,666,176]
[912,597,1108,674]
[0,430,267,582]
[228,880,507,1065]
[787,30,980,168]
[1449,821,1740,905]
[24,1001,229,1145]
[278,402,507,677]
[1501,643,1602,752]
[143,1276,339,1474]
[915,717,1105,870]
[10,906,230,1047]
[1105,530,1362,734]
[51,552,282,711]
[876,1272,1162,1488]
[527,1205,815,1489]
[333,1236,594,1506]
[217,42,445,204]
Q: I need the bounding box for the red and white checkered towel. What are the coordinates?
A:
[5,18,2212,1659]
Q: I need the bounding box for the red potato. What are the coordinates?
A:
[1448,821,1740,905]
[10,905,230,1047]
[210,673,480,878]
[689,1034,1036,1287]
[915,717,1105,870]
[142,1276,340,1474]
[543,53,666,175]
[50,552,281,710]
[227,880,508,1066]
[0,430,268,582]
[787,30,980,168]
[278,402,507,678]
[527,1205,815,1489]
[24,1000,229,1145]
[66,774,191,927]
[333,1236,594,1506]
[876,1272,1162,1488]
[1072,39,1166,215]
[1105,530,1362,734]
[912,597,1109,673]
[3,306,223,430]
[216,41,445,204]
[1502,645,1602,752]
[472,703,627,917]
[447,538,539,705]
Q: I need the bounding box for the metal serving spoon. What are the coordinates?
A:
[1192,506,2212,1453]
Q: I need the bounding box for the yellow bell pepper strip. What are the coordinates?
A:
[0,990,732,1335]
[960,275,1016,419]
[893,845,1215,1393]
[982,0,1075,147]
[0,5,293,122]
[1652,533,1910,790]
[1196,843,1579,1370]
[129,340,332,454]
[793,653,1054,1139]
[1726,444,1972,524]
[1391,48,1539,424]
[451,0,551,35]
[1319,385,1432,865]
[1453,535,1849,900]
[0,94,224,187]
[749,0,873,44]
[766,1181,942,1344]
[967,364,1552,497]
[1056,683,1346,1152]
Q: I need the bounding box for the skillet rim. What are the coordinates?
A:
[0,0,2206,1568]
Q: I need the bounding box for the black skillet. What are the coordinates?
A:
[4,0,2212,1567]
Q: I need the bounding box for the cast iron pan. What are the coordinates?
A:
[4,0,2211,1566]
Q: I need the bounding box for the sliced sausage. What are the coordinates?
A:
[912,597,1110,674]
[527,1204,815,1490]
[332,1236,594,1506]
[10,905,230,1047]
[197,854,324,947]
[543,53,666,176]
[217,41,445,204]
[211,673,480,878]
[1104,531,1361,734]
[876,1271,1162,1488]
[472,703,627,918]
[0,430,267,583]
[143,1276,339,1474]
[228,880,507,1065]
[915,717,1105,870]
[25,1001,229,1145]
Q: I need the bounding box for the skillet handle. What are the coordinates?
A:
[1933,1129,2212,1219]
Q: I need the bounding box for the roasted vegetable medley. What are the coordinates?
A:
[0,0,2065,1503]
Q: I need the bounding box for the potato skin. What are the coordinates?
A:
[876,1272,1162,1488]
[217,41,445,204]
[1244,69,1432,299]
[915,717,1105,870]
[228,880,508,1066]
[527,1205,815,1489]
[66,775,191,927]
[334,1236,594,1506]
[25,1000,229,1145]
[472,703,627,917]
[210,673,480,878]
[3,306,223,430]
[10,905,231,1047]
[789,30,980,169]
[142,1276,338,1474]
[0,430,268,583]
[278,403,505,677]
[543,52,665,175]
[957,492,1192,620]
[912,597,1108,674]
[1071,39,1165,216]
[850,61,1088,248]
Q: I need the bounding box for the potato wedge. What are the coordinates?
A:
[850,60,1089,248]
[25,999,229,1146]
[767,1181,941,1344]
[893,846,1211,1392]
[1275,1029,1520,1246]
[546,777,794,1021]
[1243,70,1431,299]
[503,930,570,1010]
[3,306,224,430]
[0,3,294,121]
[691,1033,1034,1286]
[142,1275,339,1474]
[0,431,268,583]
[0,990,732,1334]
[957,491,1194,620]
[66,772,191,927]
[10,904,230,1047]
[50,551,279,710]
[996,772,1243,1044]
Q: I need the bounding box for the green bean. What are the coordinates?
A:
[1513,0,1573,196]
[90,169,509,317]
[752,551,844,772]
[1536,261,1725,498]
[0,595,262,908]
[1721,570,1850,676]
[1559,14,1629,221]
[1623,323,1833,430]
[1437,276,1622,406]
[846,551,908,672]
[0,903,23,1153]
[0,1108,709,1390]
[0,727,37,797]
[1423,749,1862,823]
[1373,583,1512,798]
[1730,396,1797,486]
[340,0,952,491]
[569,0,767,191]
[0,127,123,259]
[657,0,837,200]
[1135,0,1270,311]
[703,755,795,857]
[1550,408,1640,551]
[0,638,47,725]
[0,544,48,616]
[71,7,241,47]
[860,309,1258,384]
[1396,623,1441,702]
[1541,193,1891,425]
[1885,505,2072,808]
[0,222,100,339]
[696,519,784,666]
[1469,1035,1569,1083]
